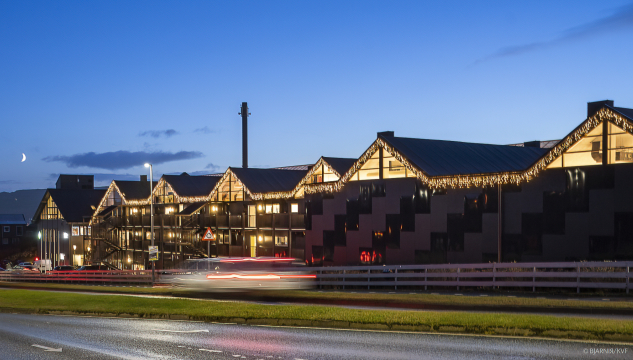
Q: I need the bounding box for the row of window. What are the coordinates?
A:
[3,226,23,235]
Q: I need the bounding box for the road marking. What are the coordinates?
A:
[152,329,209,333]
[32,344,62,352]
[232,355,242,357]
[199,349,222,353]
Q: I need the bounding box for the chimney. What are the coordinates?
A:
[140,175,147,182]
[377,131,394,138]
[587,100,614,118]
[239,102,250,168]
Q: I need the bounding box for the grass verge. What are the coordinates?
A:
[2,282,633,314]
[1,289,632,343]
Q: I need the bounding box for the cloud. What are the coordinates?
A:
[43,150,204,170]
[204,163,221,172]
[475,4,633,64]
[194,126,215,134]
[138,129,179,138]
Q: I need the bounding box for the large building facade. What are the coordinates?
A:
[83,100,633,269]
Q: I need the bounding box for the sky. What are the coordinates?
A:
[1,0,633,192]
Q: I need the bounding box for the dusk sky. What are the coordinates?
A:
[1,0,633,192]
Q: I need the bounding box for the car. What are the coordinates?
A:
[53,265,77,271]
[13,265,37,271]
[18,262,33,266]
[163,257,315,292]
[0,266,5,271]
[77,264,109,271]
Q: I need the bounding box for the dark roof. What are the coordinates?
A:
[46,189,107,223]
[322,157,356,176]
[273,165,311,171]
[0,214,26,225]
[230,168,309,193]
[380,135,549,177]
[114,180,156,200]
[162,175,220,197]
[611,106,633,121]
[177,202,207,216]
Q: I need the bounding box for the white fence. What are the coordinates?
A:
[311,261,633,293]
[1,261,631,293]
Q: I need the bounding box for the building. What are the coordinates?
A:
[0,214,26,246]
[32,175,106,268]
[86,100,633,268]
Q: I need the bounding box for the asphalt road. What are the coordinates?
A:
[0,313,630,360]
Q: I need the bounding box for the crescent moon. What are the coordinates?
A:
[21,153,26,162]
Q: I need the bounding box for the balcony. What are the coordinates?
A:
[290,214,305,229]
[229,215,243,228]
[274,214,289,228]
[258,214,273,228]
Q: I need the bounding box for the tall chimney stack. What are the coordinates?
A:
[239,102,250,168]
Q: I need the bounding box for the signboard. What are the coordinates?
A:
[201,227,215,241]
[149,246,159,261]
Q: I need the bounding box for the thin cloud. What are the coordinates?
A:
[204,163,221,172]
[43,150,204,170]
[475,4,633,64]
[138,129,179,138]
[194,126,215,134]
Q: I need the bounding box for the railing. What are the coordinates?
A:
[0,270,153,285]
[1,261,630,293]
[312,261,632,293]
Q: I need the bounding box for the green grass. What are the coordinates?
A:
[0,288,632,342]
[3,281,633,314]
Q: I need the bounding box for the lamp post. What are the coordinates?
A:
[144,163,155,286]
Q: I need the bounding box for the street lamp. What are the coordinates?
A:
[144,163,155,286]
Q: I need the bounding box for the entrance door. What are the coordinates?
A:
[73,254,83,267]
[249,235,256,257]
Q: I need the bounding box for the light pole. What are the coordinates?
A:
[144,163,155,286]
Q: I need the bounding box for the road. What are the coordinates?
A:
[0,313,629,359]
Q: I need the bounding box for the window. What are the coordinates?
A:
[16,226,23,236]
[248,205,256,227]
[272,204,280,214]
[72,226,80,236]
[265,204,273,214]
[3,226,9,233]
[275,235,288,246]
[290,203,299,213]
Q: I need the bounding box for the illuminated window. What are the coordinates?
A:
[247,205,256,227]
[275,235,288,246]
[357,151,380,181]
[383,152,406,179]
[290,203,299,213]
[547,123,633,169]
[265,204,273,214]
[608,123,633,164]
[72,226,80,236]
[272,204,280,214]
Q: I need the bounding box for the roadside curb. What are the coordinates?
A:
[2,308,631,344]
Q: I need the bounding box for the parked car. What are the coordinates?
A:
[13,265,37,271]
[18,262,33,266]
[77,264,109,271]
[52,265,77,271]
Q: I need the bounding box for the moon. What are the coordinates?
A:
[21,153,26,162]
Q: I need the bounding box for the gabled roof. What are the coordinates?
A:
[42,189,107,223]
[0,214,26,225]
[380,135,549,177]
[229,168,308,194]
[162,174,220,197]
[321,157,356,176]
[611,106,633,122]
[114,180,156,201]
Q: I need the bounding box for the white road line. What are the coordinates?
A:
[32,344,62,352]
[152,329,209,333]
[232,355,242,357]
[199,349,222,353]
